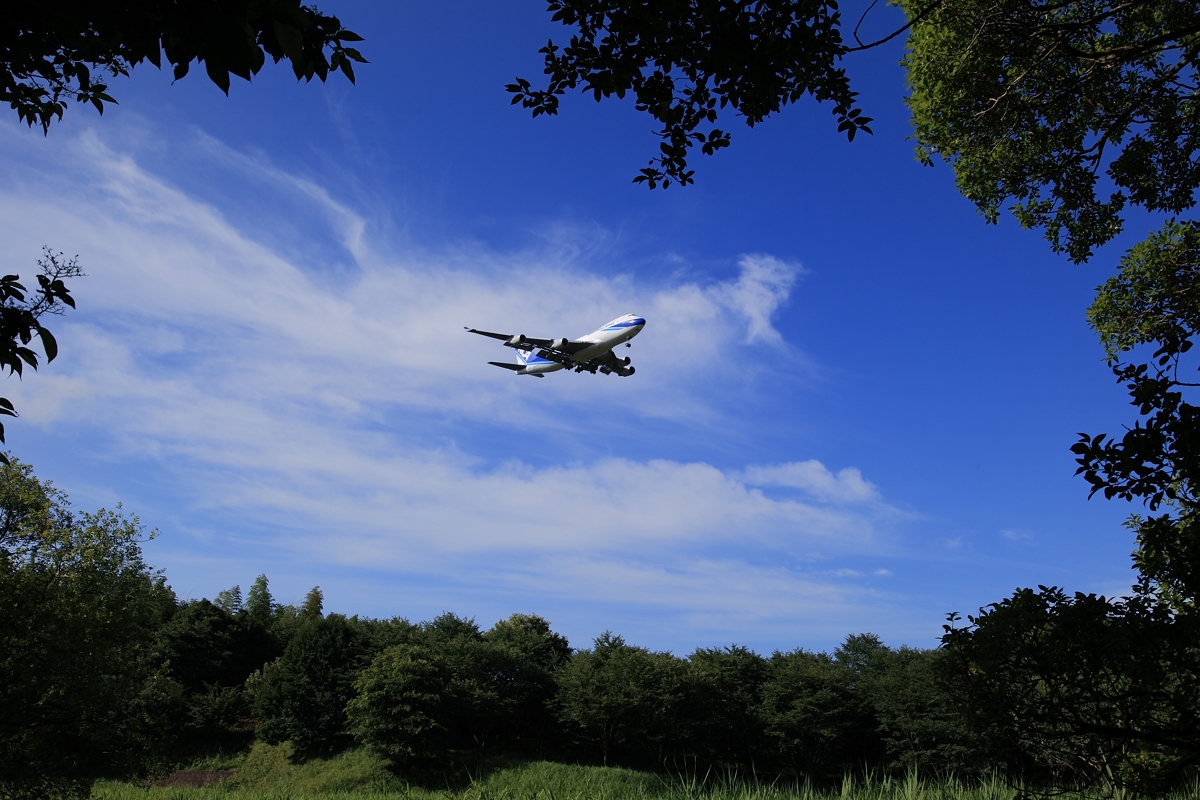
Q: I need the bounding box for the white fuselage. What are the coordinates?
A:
[517,314,645,375]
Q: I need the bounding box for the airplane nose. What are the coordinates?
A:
[631,318,646,327]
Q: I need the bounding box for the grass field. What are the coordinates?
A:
[89,744,1194,800]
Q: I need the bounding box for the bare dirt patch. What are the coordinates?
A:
[148,769,236,788]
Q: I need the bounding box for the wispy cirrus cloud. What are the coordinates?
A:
[0,121,918,651]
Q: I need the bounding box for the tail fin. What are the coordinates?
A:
[514,347,532,365]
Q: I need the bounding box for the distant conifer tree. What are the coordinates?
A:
[214,585,242,616]
[301,585,323,619]
[245,574,274,626]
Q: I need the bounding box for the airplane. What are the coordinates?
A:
[465,314,645,378]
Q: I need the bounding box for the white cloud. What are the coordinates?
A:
[0,122,910,645]
[723,253,800,345]
[742,460,881,504]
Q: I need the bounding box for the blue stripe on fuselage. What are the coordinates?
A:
[601,319,645,331]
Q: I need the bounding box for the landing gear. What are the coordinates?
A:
[625,343,631,348]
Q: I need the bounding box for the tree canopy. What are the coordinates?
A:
[3,0,365,131]
[0,460,173,800]
[509,0,874,188]
[897,0,1200,790]
[901,0,1200,263]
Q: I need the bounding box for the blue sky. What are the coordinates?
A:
[0,2,1149,654]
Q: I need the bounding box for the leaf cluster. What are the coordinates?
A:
[509,0,872,188]
[2,0,366,131]
[902,0,1200,262]
[0,249,81,458]
[1074,220,1200,608]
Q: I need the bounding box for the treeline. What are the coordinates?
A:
[4,458,1198,800]
[144,594,974,778]
[2,459,977,800]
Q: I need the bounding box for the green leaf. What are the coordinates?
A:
[37,327,58,362]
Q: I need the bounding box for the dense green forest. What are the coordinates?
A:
[0,459,973,799]
[2,457,1197,800]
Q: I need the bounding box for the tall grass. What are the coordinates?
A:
[89,749,1199,800]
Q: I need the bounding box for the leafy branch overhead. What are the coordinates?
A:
[2,1,367,131]
[1074,221,1200,609]
[508,0,873,188]
[901,0,1200,263]
[0,250,83,459]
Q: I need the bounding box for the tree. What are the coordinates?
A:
[245,574,275,628]
[933,218,1200,793]
[0,459,174,800]
[868,647,975,776]
[555,632,684,767]
[3,1,365,132]
[301,585,324,619]
[482,614,571,753]
[347,613,567,763]
[510,0,875,188]
[419,614,515,751]
[900,0,1200,264]
[759,647,869,782]
[942,590,1200,794]
[147,595,280,761]
[896,2,1200,790]
[346,641,450,764]
[684,645,770,769]
[214,584,243,616]
[1075,222,1200,610]
[252,614,369,755]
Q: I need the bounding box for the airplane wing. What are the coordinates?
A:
[576,349,635,376]
[464,327,591,354]
[532,348,573,366]
[593,350,631,368]
[465,327,510,341]
[464,327,556,347]
[559,347,638,376]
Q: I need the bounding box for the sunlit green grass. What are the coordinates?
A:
[89,746,1199,800]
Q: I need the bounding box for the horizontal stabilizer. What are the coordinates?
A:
[488,361,522,372]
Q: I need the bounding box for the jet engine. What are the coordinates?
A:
[506,334,526,347]
[619,356,631,366]
[550,337,568,350]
